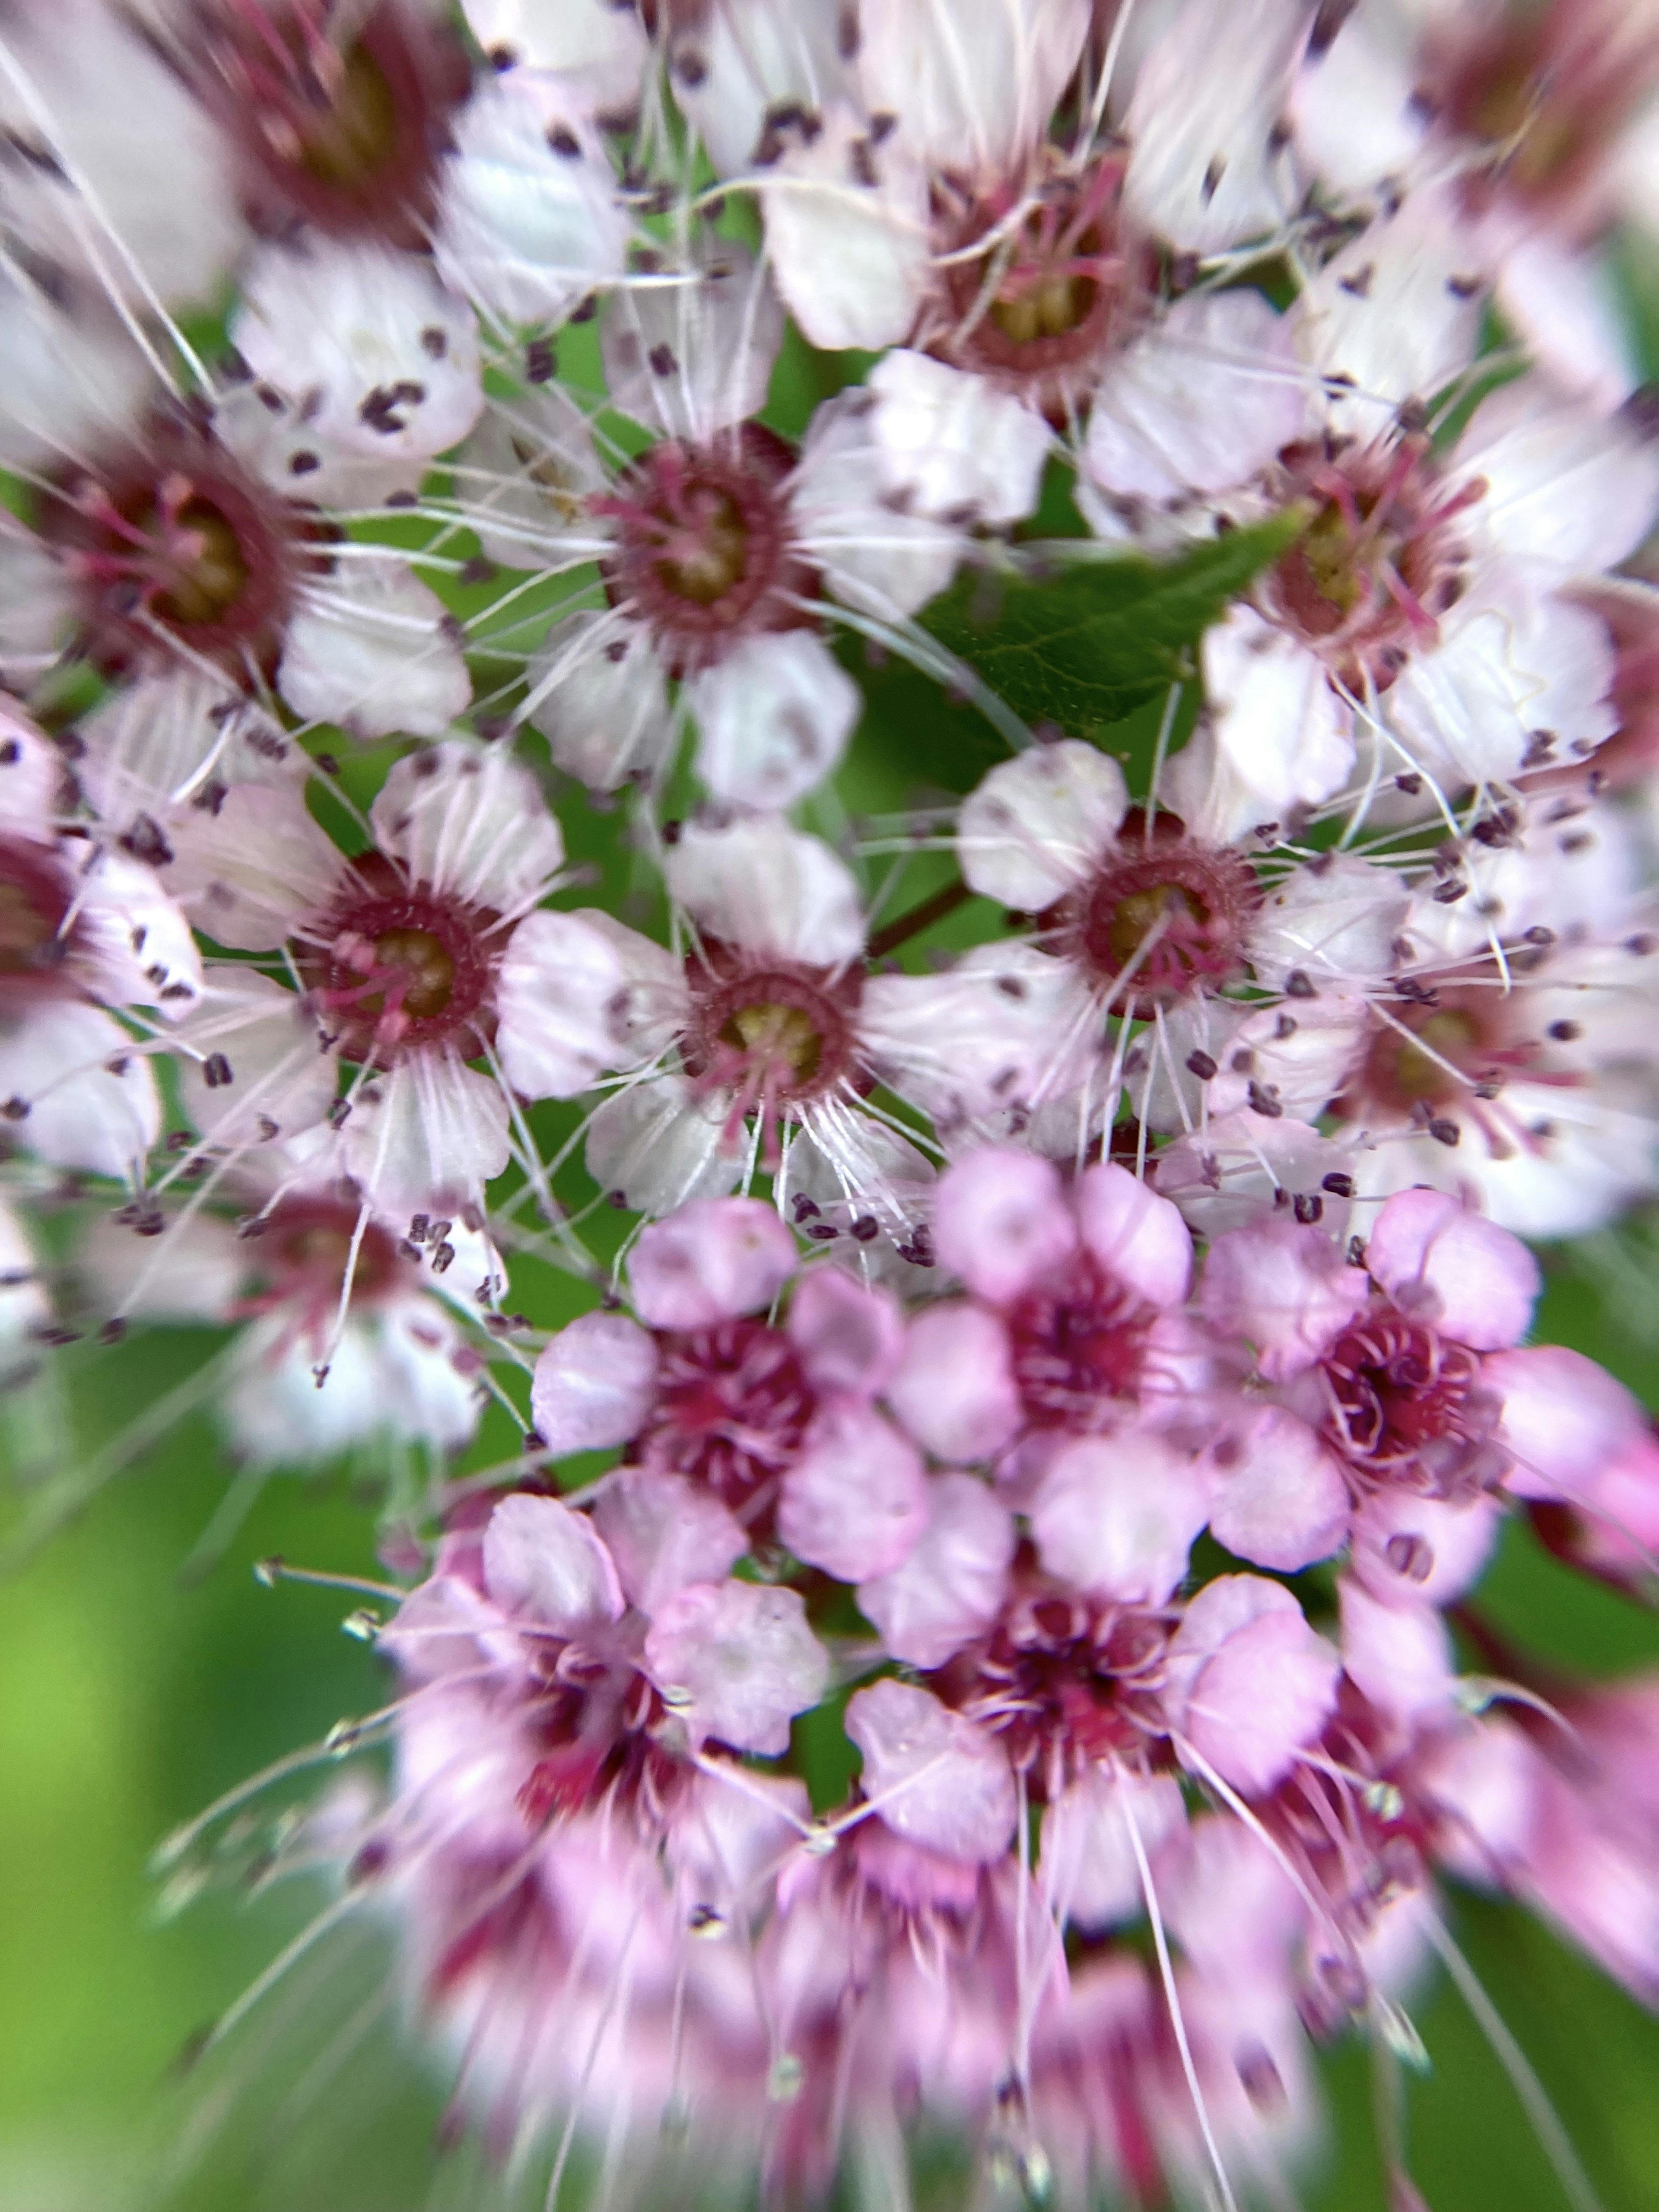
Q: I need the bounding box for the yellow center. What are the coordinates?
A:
[721,1001,823,1082]
[1104,883,1205,971]
[151,498,250,627]
[1392,1009,1480,1101]
[657,492,750,606]
[297,43,401,189]
[370,926,455,1020]
[991,270,1094,345]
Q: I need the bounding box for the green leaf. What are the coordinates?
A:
[917,512,1305,741]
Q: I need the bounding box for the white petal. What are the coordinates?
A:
[861,943,1100,1129]
[857,0,1089,178]
[957,741,1127,909]
[451,388,607,571]
[173,966,337,1151]
[689,632,860,811]
[1294,191,1487,438]
[1085,289,1314,509]
[600,241,783,443]
[1044,1768,1187,1930]
[1387,578,1618,790]
[74,846,203,1012]
[760,105,929,352]
[666,814,865,964]
[212,381,424,511]
[1122,0,1306,253]
[1184,608,1353,836]
[456,0,648,111]
[0,1001,158,1178]
[1456,375,1659,577]
[791,393,967,620]
[280,557,472,741]
[162,780,342,953]
[867,351,1050,527]
[584,1075,741,1215]
[1287,0,1425,199]
[371,737,565,909]
[527,613,673,790]
[495,909,634,1098]
[233,240,483,462]
[671,0,854,177]
[1492,235,1640,414]
[337,1055,511,1214]
[435,75,630,329]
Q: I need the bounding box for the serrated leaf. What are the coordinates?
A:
[918,513,1305,740]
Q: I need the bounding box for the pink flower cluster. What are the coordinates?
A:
[343,1162,1659,2204]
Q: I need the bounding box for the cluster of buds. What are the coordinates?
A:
[1,0,1657,2204]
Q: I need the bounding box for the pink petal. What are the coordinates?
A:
[1030,1431,1211,1605]
[1338,1576,1455,1723]
[643,1581,828,1757]
[845,1679,1016,1864]
[857,1471,1015,1669]
[1364,1188,1540,1349]
[932,1148,1077,1305]
[1201,1218,1370,1379]
[1352,1490,1501,1606]
[1172,1576,1340,1796]
[629,1198,797,1328]
[887,1300,1021,1465]
[481,1493,624,1635]
[590,1469,747,1616]
[776,1403,930,1580]
[1075,1162,1192,1309]
[530,1311,660,1455]
[787,1265,904,1397]
[1203,1405,1351,1573]
[1485,1345,1646,1499]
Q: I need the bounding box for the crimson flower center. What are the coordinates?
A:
[310,862,499,1064]
[635,1316,816,1522]
[1007,1252,1157,1429]
[682,946,864,1160]
[197,0,469,241]
[939,151,1150,418]
[596,427,816,671]
[941,1587,1170,1797]
[1263,435,1482,693]
[238,1195,405,1324]
[0,838,73,1009]
[1067,824,1259,1014]
[1322,1308,1498,1496]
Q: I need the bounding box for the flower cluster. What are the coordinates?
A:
[2,0,1657,2204]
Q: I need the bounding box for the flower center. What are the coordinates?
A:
[941,1577,1170,1797]
[937,151,1151,420]
[1066,816,1259,1015]
[1006,1252,1156,1429]
[1344,995,1496,1117]
[239,1194,406,1318]
[517,1650,679,1831]
[1322,1308,1499,1495]
[596,427,818,672]
[50,433,294,676]
[636,1317,816,1522]
[1429,7,1657,213]
[1263,436,1482,693]
[308,857,499,1064]
[683,945,863,1158]
[194,0,469,242]
[0,837,73,1010]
